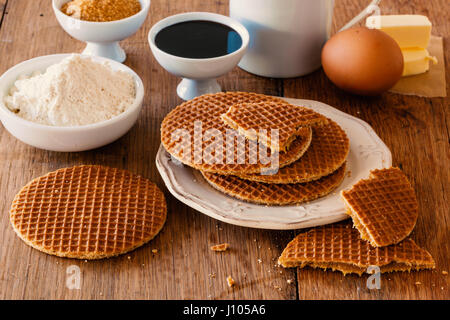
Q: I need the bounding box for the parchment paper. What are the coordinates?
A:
[390,36,446,97]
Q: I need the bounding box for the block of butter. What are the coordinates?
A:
[402,48,438,76]
[366,15,432,48]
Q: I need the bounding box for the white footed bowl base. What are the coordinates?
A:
[82,42,126,63]
[177,78,221,101]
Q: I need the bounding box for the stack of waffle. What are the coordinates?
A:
[160,92,350,206]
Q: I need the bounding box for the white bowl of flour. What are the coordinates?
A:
[0,54,144,152]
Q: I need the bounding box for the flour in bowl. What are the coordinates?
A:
[4,55,136,126]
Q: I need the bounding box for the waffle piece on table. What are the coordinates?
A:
[161,92,313,175]
[201,163,346,206]
[221,101,327,152]
[341,167,418,247]
[10,165,167,259]
[278,223,435,275]
[237,118,349,184]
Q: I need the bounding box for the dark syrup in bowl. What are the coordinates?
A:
[155,20,243,59]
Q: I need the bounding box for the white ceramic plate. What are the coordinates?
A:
[156,97,392,230]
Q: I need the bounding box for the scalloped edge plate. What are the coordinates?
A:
[156,97,392,230]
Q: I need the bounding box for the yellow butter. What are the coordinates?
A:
[402,48,437,76]
[366,15,432,49]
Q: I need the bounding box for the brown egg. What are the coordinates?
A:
[321,27,403,95]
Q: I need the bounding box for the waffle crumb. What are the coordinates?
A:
[415,281,422,285]
[210,243,229,252]
[287,279,293,284]
[226,276,235,287]
[442,271,448,275]
[274,285,282,291]
[152,249,158,254]
[61,0,141,22]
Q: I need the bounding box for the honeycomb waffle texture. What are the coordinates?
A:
[237,118,349,184]
[201,163,346,206]
[10,165,167,259]
[341,167,418,247]
[161,92,313,175]
[221,101,327,152]
[278,223,435,275]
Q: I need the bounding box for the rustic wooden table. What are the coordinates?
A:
[0,0,448,300]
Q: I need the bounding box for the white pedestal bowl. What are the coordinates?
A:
[148,12,249,100]
[53,0,150,62]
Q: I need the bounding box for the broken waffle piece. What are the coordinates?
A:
[210,243,230,252]
[221,101,327,152]
[236,118,349,184]
[341,167,418,247]
[278,223,435,276]
[202,163,346,206]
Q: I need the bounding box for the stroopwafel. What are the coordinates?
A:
[201,163,346,206]
[10,165,167,259]
[221,101,327,152]
[237,118,349,184]
[161,92,313,175]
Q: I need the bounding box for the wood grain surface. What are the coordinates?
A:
[0,0,448,300]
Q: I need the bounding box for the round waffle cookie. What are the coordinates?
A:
[237,118,349,184]
[278,222,435,275]
[10,165,167,260]
[201,163,346,206]
[161,92,313,175]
